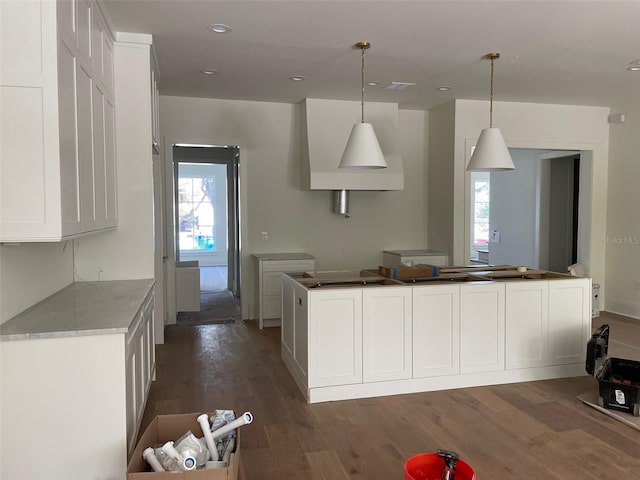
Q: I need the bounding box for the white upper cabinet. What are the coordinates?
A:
[0,0,117,242]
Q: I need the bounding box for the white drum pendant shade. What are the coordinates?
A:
[466,127,514,171]
[339,122,387,169]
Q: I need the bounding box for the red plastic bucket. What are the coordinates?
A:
[404,452,476,480]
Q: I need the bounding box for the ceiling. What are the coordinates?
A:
[102,0,640,110]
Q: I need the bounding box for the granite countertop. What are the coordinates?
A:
[253,252,315,261]
[383,249,448,256]
[0,279,155,341]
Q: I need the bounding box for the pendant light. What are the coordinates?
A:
[466,53,515,171]
[339,41,388,169]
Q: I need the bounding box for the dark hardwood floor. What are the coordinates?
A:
[138,312,640,479]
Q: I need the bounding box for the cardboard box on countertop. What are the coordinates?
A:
[378,264,438,279]
[127,412,241,479]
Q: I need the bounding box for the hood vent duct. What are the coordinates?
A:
[332,190,350,218]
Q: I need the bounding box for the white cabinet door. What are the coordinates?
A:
[58,35,82,235]
[548,278,591,365]
[293,283,309,379]
[0,0,116,242]
[362,287,412,382]
[460,283,505,373]
[412,285,460,378]
[92,82,107,228]
[125,318,142,453]
[281,276,295,359]
[309,289,362,387]
[104,96,117,226]
[505,281,549,369]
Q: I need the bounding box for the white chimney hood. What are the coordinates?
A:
[301,98,404,190]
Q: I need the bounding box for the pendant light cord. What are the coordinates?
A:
[489,56,494,128]
[360,45,365,123]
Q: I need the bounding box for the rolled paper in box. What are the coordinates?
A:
[211,411,253,441]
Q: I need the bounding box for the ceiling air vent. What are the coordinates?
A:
[384,82,416,91]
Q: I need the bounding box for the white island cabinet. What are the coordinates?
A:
[0,280,155,480]
[362,287,412,382]
[506,281,549,370]
[412,285,460,378]
[548,278,592,365]
[0,0,117,242]
[309,289,363,387]
[281,272,591,404]
[460,282,505,373]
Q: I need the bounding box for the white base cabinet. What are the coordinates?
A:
[0,281,155,480]
[506,281,549,369]
[363,287,412,382]
[412,285,460,378]
[460,283,506,374]
[383,249,449,267]
[281,275,591,404]
[548,279,592,365]
[309,289,363,387]
[253,253,315,328]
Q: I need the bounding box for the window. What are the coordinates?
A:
[178,174,216,252]
[471,172,490,248]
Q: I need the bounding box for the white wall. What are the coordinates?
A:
[0,243,73,323]
[605,102,640,318]
[160,96,429,320]
[488,150,539,267]
[453,99,610,305]
[427,101,455,257]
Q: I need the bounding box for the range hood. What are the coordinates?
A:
[301,98,404,191]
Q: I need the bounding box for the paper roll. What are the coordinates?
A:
[517,266,527,273]
[211,411,253,441]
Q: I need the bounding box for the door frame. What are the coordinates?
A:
[163,137,248,324]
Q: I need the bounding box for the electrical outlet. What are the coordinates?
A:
[261,231,268,241]
[491,230,501,243]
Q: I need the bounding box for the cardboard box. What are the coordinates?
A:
[127,412,240,479]
[378,264,438,279]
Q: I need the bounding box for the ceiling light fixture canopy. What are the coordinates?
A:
[339,41,387,169]
[466,52,515,172]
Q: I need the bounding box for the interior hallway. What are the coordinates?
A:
[176,266,241,326]
[139,312,640,479]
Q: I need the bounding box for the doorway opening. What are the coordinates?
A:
[173,145,241,324]
[466,148,583,272]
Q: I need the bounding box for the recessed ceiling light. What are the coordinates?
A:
[367,81,380,86]
[201,69,218,75]
[437,86,452,91]
[627,66,640,71]
[207,24,231,33]
[290,75,305,81]
[384,82,416,91]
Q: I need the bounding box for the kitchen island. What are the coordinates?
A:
[281,267,591,403]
